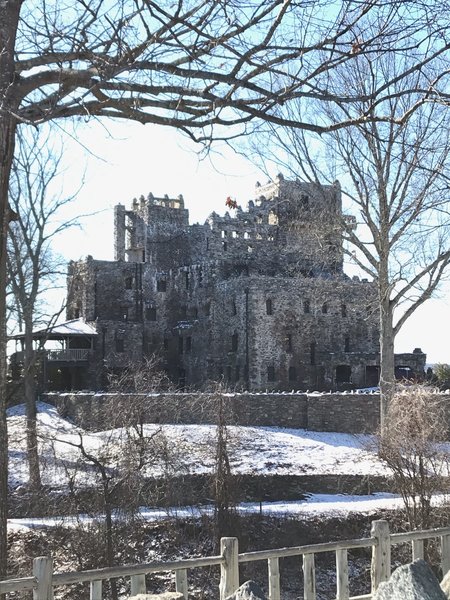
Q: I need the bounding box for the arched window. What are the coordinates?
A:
[322,303,328,314]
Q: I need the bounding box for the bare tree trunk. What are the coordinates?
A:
[23,310,41,490]
[0,1,21,578]
[379,278,395,431]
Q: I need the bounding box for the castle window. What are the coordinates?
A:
[181,305,187,318]
[232,231,239,238]
[221,230,227,238]
[304,300,310,314]
[192,307,199,319]
[341,303,347,317]
[206,238,210,251]
[267,366,276,382]
[322,303,328,314]
[145,306,157,321]
[163,338,169,351]
[336,365,351,384]
[266,299,273,315]
[142,250,145,262]
[157,279,167,292]
[186,337,192,353]
[300,194,310,210]
[115,338,124,353]
[125,276,132,290]
[222,241,228,251]
[120,307,128,321]
[235,365,240,381]
[231,333,238,352]
[310,342,316,365]
[344,336,350,352]
[289,366,297,381]
[286,334,293,353]
[205,302,211,316]
[247,245,253,253]
[185,271,189,290]
[178,337,184,354]
[231,301,237,316]
[244,231,250,239]
[74,307,80,319]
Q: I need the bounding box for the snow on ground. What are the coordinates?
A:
[5,493,402,532]
[7,402,389,489]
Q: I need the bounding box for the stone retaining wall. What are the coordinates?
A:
[45,390,450,434]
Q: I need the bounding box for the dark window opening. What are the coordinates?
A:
[322,303,328,314]
[231,333,238,352]
[310,342,316,365]
[146,306,157,321]
[115,338,124,353]
[341,304,347,317]
[336,365,352,384]
[232,301,237,316]
[344,336,350,352]
[74,307,80,319]
[365,365,380,387]
[286,334,293,352]
[125,276,132,290]
[178,337,184,354]
[267,366,276,382]
[304,300,310,314]
[235,365,240,381]
[163,338,169,351]
[222,241,228,251]
[120,307,128,321]
[181,305,187,318]
[300,194,310,210]
[142,250,145,262]
[205,302,211,316]
[157,279,167,292]
[186,337,192,353]
[289,366,297,381]
[266,299,273,315]
[193,307,199,319]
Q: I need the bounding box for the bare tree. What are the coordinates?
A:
[377,386,449,531]
[1,0,450,577]
[7,127,81,492]
[246,46,450,425]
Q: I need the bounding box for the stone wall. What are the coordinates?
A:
[46,390,450,434]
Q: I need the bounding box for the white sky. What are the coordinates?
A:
[47,119,450,365]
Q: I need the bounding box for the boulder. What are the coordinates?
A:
[373,559,446,600]
[225,581,266,600]
[441,569,450,599]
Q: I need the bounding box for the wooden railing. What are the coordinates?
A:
[2,520,450,600]
[13,349,90,362]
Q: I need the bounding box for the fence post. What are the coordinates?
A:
[220,537,239,600]
[175,569,188,600]
[371,520,391,594]
[130,574,146,596]
[441,535,450,577]
[90,580,102,600]
[33,557,53,600]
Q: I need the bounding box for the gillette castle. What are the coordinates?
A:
[63,175,424,391]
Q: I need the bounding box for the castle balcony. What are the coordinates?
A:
[13,348,91,363]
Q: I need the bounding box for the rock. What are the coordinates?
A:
[441,569,450,599]
[129,594,184,600]
[373,559,446,600]
[225,581,266,600]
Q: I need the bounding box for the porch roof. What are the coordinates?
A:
[10,318,98,341]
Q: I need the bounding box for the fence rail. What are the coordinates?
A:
[2,519,450,600]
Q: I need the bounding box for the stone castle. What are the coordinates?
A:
[63,174,425,391]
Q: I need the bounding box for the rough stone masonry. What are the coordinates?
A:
[65,174,425,392]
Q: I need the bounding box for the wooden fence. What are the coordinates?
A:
[2,519,450,600]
